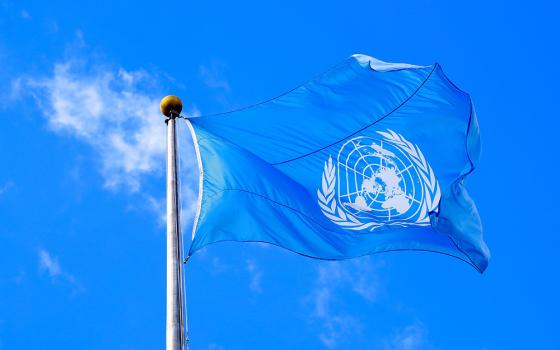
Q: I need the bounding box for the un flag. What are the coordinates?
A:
[185,54,490,272]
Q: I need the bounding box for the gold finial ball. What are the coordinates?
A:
[160,95,183,117]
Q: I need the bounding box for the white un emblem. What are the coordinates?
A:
[317,130,441,231]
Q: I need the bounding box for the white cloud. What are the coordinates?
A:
[22,60,166,192]
[38,249,84,295]
[306,257,382,348]
[318,314,360,349]
[246,259,263,295]
[144,194,167,226]
[316,259,380,302]
[307,284,359,348]
[384,323,426,350]
[17,57,202,227]
[39,249,61,277]
[210,256,229,274]
[128,146,200,228]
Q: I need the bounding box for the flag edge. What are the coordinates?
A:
[185,118,204,243]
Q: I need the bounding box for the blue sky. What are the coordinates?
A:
[0,0,558,349]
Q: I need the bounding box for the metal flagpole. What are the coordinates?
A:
[160,95,188,350]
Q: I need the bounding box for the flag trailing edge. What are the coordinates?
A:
[185,54,490,273]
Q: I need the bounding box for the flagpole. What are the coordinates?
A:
[160,95,187,350]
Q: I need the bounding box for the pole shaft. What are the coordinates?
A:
[166,117,184,350]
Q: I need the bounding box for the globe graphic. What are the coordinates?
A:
[336,136,423,224]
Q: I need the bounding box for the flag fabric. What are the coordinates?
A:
[185,54,490,272]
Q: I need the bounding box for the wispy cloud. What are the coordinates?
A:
[20,9,31,20]
[210,256,229,275]
[39,249,61,277]
[131,166,199,228]
[38,249,84,295]
[141,194,167,227]
[316,259,380,302]
[15,52,202,225]
[13,269,26,285]
[199,62,230,92]
[306,257,382,348]
[384,322,427,350]
[0,180,14,196]
[246,259,263,295]
[20,59,166,192]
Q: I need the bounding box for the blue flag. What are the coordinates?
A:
[185,54,490,272]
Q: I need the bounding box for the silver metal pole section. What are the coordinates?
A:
[166,116,185,350]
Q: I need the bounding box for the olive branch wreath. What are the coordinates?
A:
[317,130,441,231]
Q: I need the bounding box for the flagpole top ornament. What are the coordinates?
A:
[160,95,183,118]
